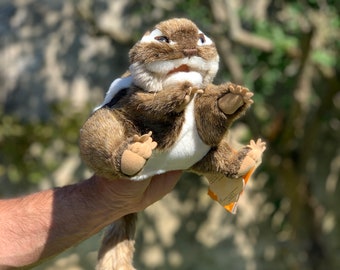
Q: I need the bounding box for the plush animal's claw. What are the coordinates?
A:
[176,85,202,112]
[129,132,157,159]
[247,138,266,153]
[184,86,202,103]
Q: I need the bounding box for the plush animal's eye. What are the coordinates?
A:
[198,33,206,44]
[155,36,170,43]
[197,31,213,46]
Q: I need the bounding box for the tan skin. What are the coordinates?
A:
[0,171,181,269]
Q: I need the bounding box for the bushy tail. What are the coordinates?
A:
[96,213,137,270]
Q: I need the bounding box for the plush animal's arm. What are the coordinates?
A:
[127,82,201,117]
[192,137,265,178]
[195,82,253,146]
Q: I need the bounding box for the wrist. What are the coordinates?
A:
[88,175,139,217]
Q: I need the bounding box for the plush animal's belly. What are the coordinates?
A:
[131,97,210,181]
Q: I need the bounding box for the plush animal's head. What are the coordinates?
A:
[129,18,219,92]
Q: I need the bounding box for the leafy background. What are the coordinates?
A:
[0,0,339,269]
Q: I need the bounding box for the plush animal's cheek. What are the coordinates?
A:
[131,42,180,64]
[198,46,219,61]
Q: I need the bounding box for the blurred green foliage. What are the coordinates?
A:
[0,102,89,196]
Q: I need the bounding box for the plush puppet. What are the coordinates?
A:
[79,18,266,270]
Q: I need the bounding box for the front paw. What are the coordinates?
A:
[175,83,203,112]
[121,132,157,176]
[218,83,253,115]
[237,139,266,176]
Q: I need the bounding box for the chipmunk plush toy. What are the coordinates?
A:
[79,18,266,270]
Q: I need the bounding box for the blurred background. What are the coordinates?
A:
[0,0,339,269]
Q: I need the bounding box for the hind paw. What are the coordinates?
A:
[121,132,157,176]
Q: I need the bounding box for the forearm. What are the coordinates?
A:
[131,86,188,115]
[0,170,181,269]
[0,176,128,268]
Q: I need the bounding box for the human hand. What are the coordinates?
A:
[93,170,182,215]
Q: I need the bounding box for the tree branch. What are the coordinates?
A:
[209,0,244,83]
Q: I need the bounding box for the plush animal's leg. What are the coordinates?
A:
[192,138,266,178]
[192,139,265,212]
[121,132,157,176]
[79,108,132,179]
[80,108,157,179]
[97,213,137,270]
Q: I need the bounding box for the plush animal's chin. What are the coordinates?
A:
[146,57,209,77]
[164,71,203,87]
[164,64,203,87]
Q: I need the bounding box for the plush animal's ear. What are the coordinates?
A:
[141,29,165,43]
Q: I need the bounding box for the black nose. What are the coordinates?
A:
[183,48,198,57]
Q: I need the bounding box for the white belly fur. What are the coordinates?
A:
[131,96,211,181]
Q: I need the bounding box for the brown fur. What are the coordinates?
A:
[79,108,133,179]
[79,18,266,270]
[97,214,137,270]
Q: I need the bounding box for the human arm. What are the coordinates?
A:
[0,171,181,269]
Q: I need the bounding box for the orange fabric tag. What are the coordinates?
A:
[206,167,255,214]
